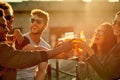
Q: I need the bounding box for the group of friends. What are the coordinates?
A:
[0,1,120,80]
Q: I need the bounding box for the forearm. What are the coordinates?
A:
[9,51,48,69]
[35,62,48,80]
[86,54,109,80]
[0,44,48,69]
[35,69,46,80]
[47,45,66,58]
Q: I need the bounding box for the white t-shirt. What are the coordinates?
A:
[17,32,51,79]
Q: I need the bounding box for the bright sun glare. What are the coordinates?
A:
[2,0,120,2]
[2,0,64,2]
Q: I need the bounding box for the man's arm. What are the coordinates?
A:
[35,62,48,80]
[0,39,73,69]
[0,44,48,69]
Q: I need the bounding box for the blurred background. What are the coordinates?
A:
[3,0,120,46]
[2,0,120,80]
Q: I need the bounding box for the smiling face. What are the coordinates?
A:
[93,26,105,46]
[29,15,46,35]
[91,23,116,54]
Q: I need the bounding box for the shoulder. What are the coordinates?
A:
[24,32,30,37]
[40,38,51,48]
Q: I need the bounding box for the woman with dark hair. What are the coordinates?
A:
[78,11,120,80]
[77,22,117,80]
[91,22,116,61]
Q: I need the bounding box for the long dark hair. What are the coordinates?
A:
[91,22,117,55]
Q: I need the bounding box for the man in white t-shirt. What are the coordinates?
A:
[17,9,50,80]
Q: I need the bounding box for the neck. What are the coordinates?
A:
[30,33,41,45]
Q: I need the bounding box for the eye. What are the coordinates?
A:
[5,15,13,20]
[99,31,104,36]
[29,18,43,24]
[30,18,35,23]
[94,30,104,36]
[36,20,42,24]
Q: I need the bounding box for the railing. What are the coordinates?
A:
[46,60,77,80]
[46,59,94,80]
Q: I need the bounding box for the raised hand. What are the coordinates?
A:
[77,39,94,57]
[58,39,74,52]
[13,29,24,44]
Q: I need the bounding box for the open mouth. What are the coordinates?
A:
[94,37,100,42]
